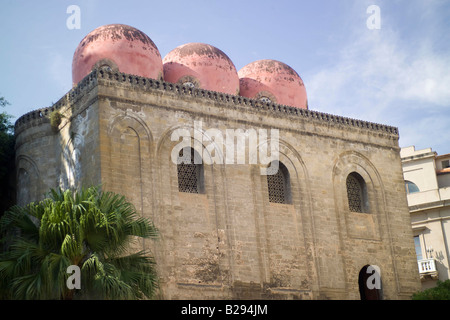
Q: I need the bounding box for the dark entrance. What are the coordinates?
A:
[358,265,382,300]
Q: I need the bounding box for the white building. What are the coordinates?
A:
[401,146,450,290]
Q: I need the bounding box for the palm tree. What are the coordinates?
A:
[0,186,158,300]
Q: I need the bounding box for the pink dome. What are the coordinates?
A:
[163,43,240,95]
[238,59,308,109]
[72,24,163,85]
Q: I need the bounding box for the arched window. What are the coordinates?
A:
[93,58,118,73]
[178,75,200,89]
[259,96,272,103]
[405,180,419,194]
[346,172,369,213]
[267,161,291,204]
[177,147,204,193]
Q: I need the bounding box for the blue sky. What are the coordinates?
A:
[1,0,449,155]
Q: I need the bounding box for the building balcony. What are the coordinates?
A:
[407,188,450,212]
[417,258,439,281]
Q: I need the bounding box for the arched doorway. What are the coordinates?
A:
[358,265,382,300]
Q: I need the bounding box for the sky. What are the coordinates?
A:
[1,0,449,155]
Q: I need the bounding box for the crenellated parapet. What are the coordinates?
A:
[14,71,99,136]
[15,68,399,137]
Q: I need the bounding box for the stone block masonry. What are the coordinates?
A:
[14,69,421,299]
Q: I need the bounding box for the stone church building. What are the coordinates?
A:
[14,24,421,299]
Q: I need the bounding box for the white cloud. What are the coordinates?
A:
[305,4,450,154]
[309,28,450,111]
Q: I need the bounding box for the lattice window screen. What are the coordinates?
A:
[177,148,201,193]
[267,166,287,204]
[346,174,363,212]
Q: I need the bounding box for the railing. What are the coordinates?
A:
[418,258,437,274]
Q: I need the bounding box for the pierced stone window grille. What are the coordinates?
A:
[100,64,112,72]
[259,96,272,104]
[267,161,291,204]
[346,172,369,213]
[177,147,204,193]
[182,81,196,88]
[178,75,200,89]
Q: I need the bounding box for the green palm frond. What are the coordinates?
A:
[0,205,40,244]
[0,186,159,300]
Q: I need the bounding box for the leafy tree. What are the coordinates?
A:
[0,186,159,300]
[0,96,15,217]
[412,280,450,300]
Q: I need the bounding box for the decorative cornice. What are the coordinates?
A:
[401,152,436,163]
[409,199,450,213]
[15,69,399,137]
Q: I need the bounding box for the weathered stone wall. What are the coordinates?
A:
[15,73,101,203]
[14,70,421,299]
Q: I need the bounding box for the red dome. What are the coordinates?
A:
[238,59,307,109]
[72,24,163,85]
[163,43,239,95]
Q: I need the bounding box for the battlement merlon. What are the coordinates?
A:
[14,68,399,140]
